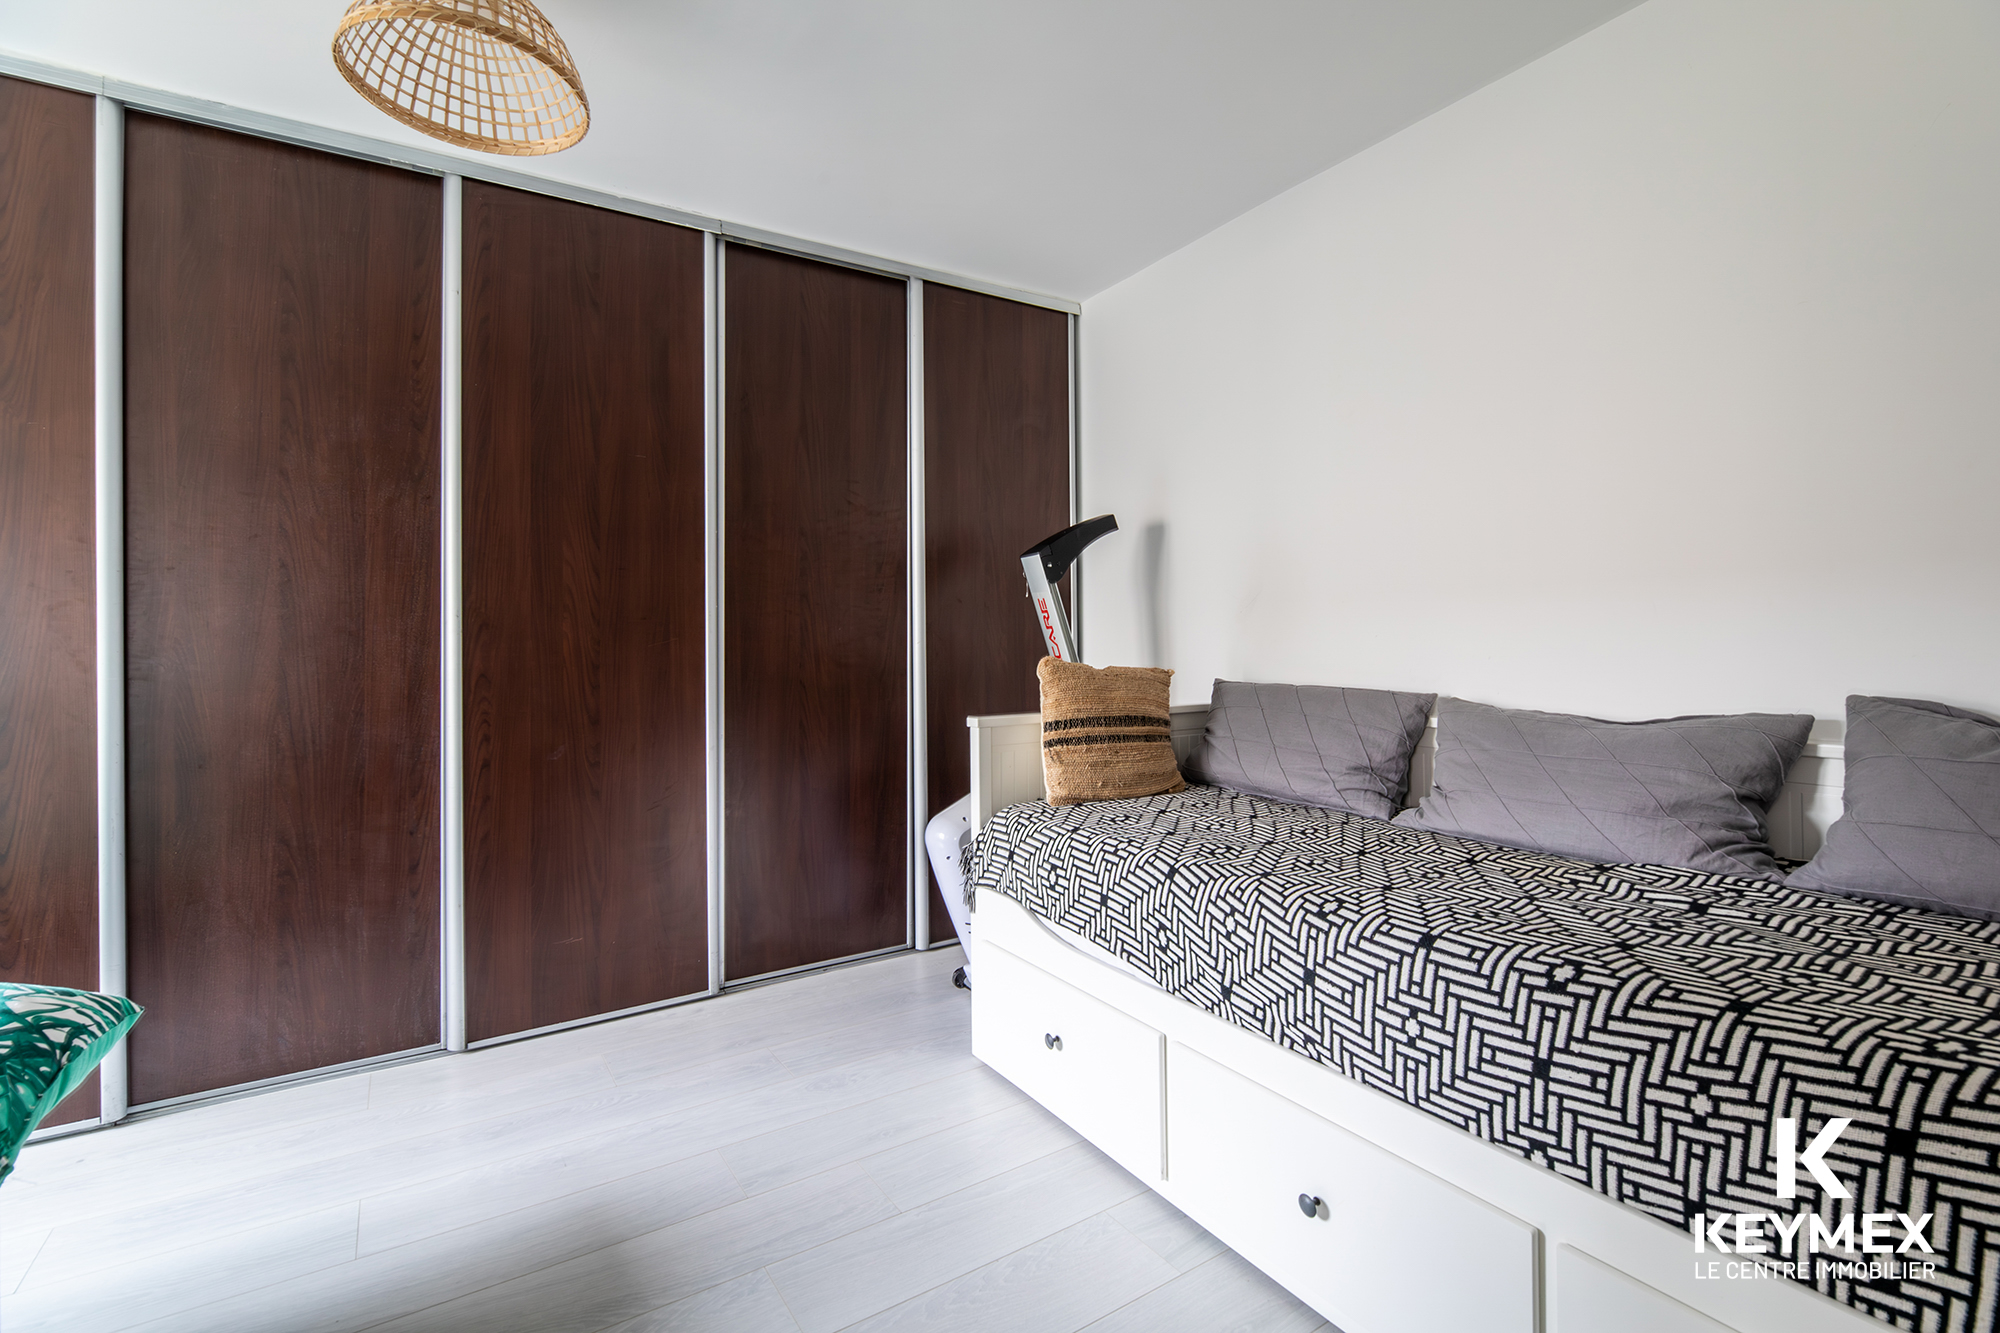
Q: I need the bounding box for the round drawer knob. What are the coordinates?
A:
[1298,1193,1322,1219]
[1044,1033,1063,1051]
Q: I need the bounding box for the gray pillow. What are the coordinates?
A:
[1187,680,1436,820]
[1392,698,1813,879]
[1787,696,2000,918]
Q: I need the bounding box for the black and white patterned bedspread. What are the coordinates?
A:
[967,784,2000,1329]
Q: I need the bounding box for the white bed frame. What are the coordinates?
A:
[966,706,1876,1333]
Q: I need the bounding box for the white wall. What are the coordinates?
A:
[1079,0,2000,726]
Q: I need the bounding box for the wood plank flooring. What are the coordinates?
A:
[1,947,1331,1333]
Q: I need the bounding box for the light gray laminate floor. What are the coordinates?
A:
[0,946,1330,1333]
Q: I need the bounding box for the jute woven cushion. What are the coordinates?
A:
[1038,659,1186,806]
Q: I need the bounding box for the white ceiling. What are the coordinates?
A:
[0,0,1644,299]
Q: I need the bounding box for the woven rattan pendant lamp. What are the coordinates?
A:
[332,0,589,156]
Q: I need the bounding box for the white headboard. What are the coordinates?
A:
[970,705,1845,865]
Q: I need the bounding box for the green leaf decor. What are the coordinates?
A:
[0,984,142,1185]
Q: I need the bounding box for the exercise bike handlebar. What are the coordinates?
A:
[1019,514,1118,663]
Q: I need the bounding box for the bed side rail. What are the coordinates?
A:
[969,705,1210,831]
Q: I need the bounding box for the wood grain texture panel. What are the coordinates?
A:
[124,115,441,1103]
[922,286,1070,940]
[0,77,100,1125]
[725,245,907,979]
[462,182,707,1042]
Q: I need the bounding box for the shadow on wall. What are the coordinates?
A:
[1140,520,1168,669]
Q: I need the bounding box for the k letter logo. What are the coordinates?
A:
[1775,1117,1852,1200]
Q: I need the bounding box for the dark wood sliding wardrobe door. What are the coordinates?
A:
[0,77,100,1125]
[463,183,706,1042]
[124,116,441,1103]
[725,246,907,979]
[923,286,1070,941]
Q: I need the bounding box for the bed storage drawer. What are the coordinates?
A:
[970,942,1164,1180]
[1166,1042,1539,1333]
[1555,1245,1734,1333]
